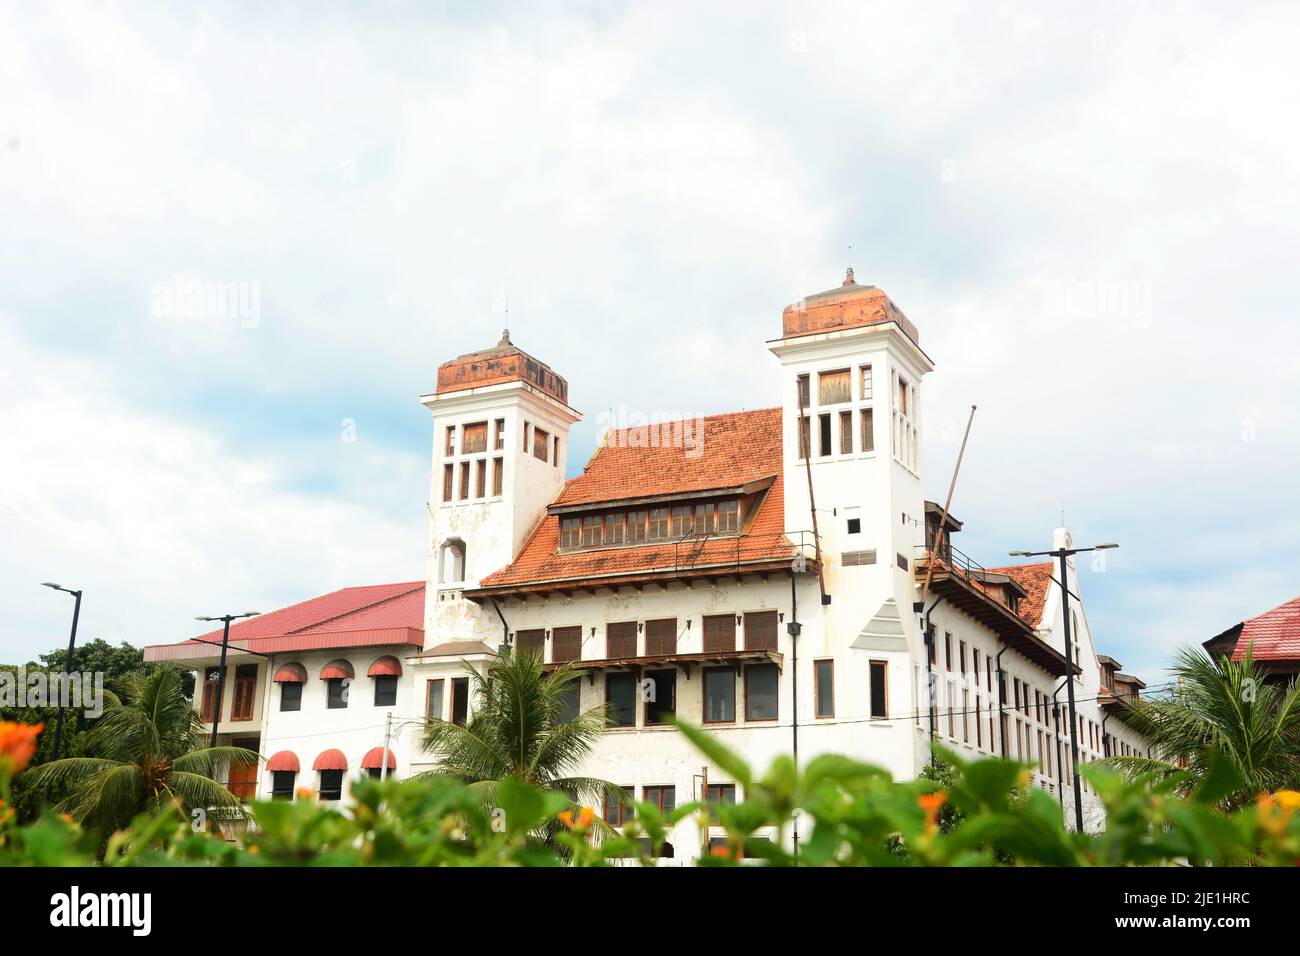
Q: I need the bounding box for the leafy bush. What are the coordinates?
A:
[2,718,1299,866]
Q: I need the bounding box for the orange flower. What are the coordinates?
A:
[0,721,43,775]
[709,843,732,859]
[918,790,947,834]
[295,786,317,800]
[1257,791,1300,837]
[559,806,597,830]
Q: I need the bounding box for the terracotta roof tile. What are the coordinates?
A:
[986,562,1054,627]
[1230,595,1300,661]
[477,408,795,590]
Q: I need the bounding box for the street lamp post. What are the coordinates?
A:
[40,583,83,763]
[195,612,260,751]
[1009,542,1117,833]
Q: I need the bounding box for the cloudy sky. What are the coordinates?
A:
[2,1,1296,681]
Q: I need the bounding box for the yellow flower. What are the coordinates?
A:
[0,721,44,775]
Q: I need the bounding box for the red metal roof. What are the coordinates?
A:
[142,582,425,662]
[312,749,348,771]
[1230,596,1300,662]
[361,746,397,770]
[475,408,795,591]
[266,751,300,772]
[320,659,355,680]
[367,655,403,677]
[273,662,307,684]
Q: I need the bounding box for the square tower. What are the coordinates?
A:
[419,330,580,636]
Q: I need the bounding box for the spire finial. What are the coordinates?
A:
[498,327,511,347]
[843,265,856,286]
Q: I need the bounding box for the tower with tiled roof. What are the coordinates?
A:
[419,329,581,637]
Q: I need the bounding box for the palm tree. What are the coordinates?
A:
[1111,645,1300,806]
[422,649,620,812]
[25,666,256,839]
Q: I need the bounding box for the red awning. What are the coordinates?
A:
[320,659,355,680]
[266,751,300,772]
[272,662,307,684]
[313,748,348,771]
[361,746,397,770]
[367,655,403,678]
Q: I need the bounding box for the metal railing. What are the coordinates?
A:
[672,529,819,574]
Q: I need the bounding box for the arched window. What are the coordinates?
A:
[439,539,466,584]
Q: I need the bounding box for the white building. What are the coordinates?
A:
[144,271,1147,856]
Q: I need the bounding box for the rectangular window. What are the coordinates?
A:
[626,510,647,543]
[670,505,692,537]
[976,698,983,749]
[643,785,675,815]
[425,679,444,720]
[818,413,832,456]
[557,680,580,724]
[533,427,550,462]
[271,770,296,800]
[492,458,503,496]
[744,663,778,721]
[645,618,677,656]
[962,688,970,742]
[603,786,633,826]
[606,621,637,659]
[474,459,486,498]
[818,368,851,405]
[515,629,545,659]
[458,461,470,500]
[860,364,873,400]
[839,410,853,454]
[703,668,735,723]
[602,513,624,545]
[606,673,636,727]
[523,421,530,452]
[373,675,398,707]
[959,641,967,676]
[463,421,488,454]
[450,677,469,725]
[796,373,810,409]
[559,518,580,549]
[944,632,953,671]
[798,415,810,459]
[326,678,348,709]
[553,435,560,466]
[319,769,344,802]
[445,425,455,456]
[442,464,454,502]
[869,660,888,719]
[694,502,716,534]
[552,626,582,664]
[581,514,601,547]
[860,407,874,452]
[947,683,956,738]
[231,664,257,721]
[841,549,876,566]
[200,667,223,723]
[744,609,778,651]
[644,669,676,725]
[647,508,670,540]
[706,783,736,806]
[972,648,981,683]
[279,681,302,712]
[814,659,834,718]
[702,614,736,653]
[493,418,505,450]
[717,500,739,533]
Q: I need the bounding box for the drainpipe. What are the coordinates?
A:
[490,598,511,657]
[996,647,1009,758]
[788,571,802,863]
[1052,677,1067,816]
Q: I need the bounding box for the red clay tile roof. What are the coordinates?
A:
[986,562,1053,627]
[143,582,425,662]
[435,330,568,404]
[475,408,796,590]
[782,272,921,346]
[1230,596,1300,661]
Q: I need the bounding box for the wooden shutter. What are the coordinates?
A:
[645,618,677,656]
[743,610,778,651]
[552,626,582,663]
[606,622,637,659]
[463,422,488,454]
[516,629,545,659]
[231,664,257,721]
[702,615,736,653]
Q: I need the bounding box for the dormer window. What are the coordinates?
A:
[557,498,745,553]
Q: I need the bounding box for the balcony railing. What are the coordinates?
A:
[671,529,819,575]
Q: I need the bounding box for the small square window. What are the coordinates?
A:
[847,518,861,534]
